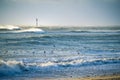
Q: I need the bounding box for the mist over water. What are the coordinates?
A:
[0,25,120,78]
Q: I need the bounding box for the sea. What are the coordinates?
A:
[0,25,120,79]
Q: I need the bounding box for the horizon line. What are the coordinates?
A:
[0,24,120,27]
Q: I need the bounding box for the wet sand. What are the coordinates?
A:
[1,75,120,80]
[33,75,120,80]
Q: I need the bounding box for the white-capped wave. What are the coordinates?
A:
[0,25,20,30]
[15,28,44,33]
[0,57,119,76]
[0,60,25,76]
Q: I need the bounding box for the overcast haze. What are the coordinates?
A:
[0,0,120,26]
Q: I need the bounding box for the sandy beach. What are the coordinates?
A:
[32,75,120,80]
[1,75,120,80]
[29,75,120,80]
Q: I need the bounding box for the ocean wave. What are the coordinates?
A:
[39,58,120,67]
[14,28,44,33]
[0,25,20,30]
[70,30,90,33]
[0,60,26,76]
[0,25,44,33]
[69,30,120,33]
[0,58,120,76]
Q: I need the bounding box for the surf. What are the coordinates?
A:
[0,57,119,76]
[14,28,44,33]
[0,25,44,33]
[0,25,20,30]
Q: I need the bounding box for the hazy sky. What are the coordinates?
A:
[0,0,120,26]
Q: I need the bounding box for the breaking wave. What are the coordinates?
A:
[0,25,44,33]
[0,25,20,30]
[0,60,26,76]
[0,57,120,76]
[15,28,44,33]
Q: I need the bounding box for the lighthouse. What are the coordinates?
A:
[36,18,38,27]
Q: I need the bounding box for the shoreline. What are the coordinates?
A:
[28,75,120,80]
[1,74,120,80]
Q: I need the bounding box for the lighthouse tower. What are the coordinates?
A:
[36,18,38,27]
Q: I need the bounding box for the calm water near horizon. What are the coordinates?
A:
[0,26,120,79]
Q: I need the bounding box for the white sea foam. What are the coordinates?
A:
[40,61,56,67]
[0,57,119,76]
[14,28,44,33]
[0,25,20,30]
[0,25,44,33]
[0,60,25,76]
